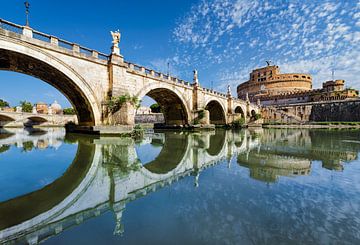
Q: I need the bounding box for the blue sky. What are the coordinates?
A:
[0,0,359,107]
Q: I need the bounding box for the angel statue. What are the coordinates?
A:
[110,30,121,47]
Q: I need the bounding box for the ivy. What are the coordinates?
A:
[107,94,140,113]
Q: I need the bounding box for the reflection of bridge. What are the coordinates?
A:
[0,19,259,133]
[0,127,65,151]
[0,111,76,127]
[0,130,259,244]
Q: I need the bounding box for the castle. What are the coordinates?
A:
[237,63,359,106]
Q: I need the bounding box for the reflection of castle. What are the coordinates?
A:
[238,152,311,183]
[237,64,359,106]
[237,129,360,182]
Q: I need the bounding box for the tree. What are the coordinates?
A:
[63,107,76,115]
[20,101,33,113]
[0,99,9,108]
[150,103,161,113]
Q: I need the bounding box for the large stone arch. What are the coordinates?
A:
[205,100,226,125]
[136,84,191,126]
[0,38,101,126]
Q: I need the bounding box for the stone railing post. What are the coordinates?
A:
[50,36,58,46]
[72,44,80,53]
[22,26,33,38]
[92,50,99,58]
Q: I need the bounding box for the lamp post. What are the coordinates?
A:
[24,1,30,27]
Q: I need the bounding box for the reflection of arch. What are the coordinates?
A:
[137,86,190,126]
[0,114,15,127]
[0,40,101,126]
[143,132,188,174]
[205,100,226,125]
[207,130,226,156]
[0,137,95,230]
[234,106,245,117]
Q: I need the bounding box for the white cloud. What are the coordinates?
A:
[170,0,360,92]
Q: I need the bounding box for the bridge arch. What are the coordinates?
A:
[0,114,15,127]
[205,100,226,125]
[234,105,245,118]
[136,84,190,126]
[0,39,101,126]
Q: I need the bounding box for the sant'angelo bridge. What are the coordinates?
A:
[0,19,259,133]
[0,129,260,244]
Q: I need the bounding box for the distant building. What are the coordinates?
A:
[237,63,359,106]
[50,100,63,115]
[35,100,63,114]
[35,102,48,114]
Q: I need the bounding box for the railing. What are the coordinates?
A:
[0,19,22,34]
[32,30,51,42]
[0,18,109,61]
[0,18,238,99]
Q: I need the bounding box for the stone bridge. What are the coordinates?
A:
[0,19,259,133]
[0,130,259,244]
[0,110,77,127]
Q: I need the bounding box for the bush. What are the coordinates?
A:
[0,99,9,108]
[63,107,76,115]
[108,94,140,113]
[20,101,33,113]
[150,103,161,113]
[232,118,245,127]
[254,113,262,120]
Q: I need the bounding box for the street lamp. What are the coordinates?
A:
[24,1,30,27]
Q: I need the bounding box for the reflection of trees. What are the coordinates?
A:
[22,141,34,152]
[0,145,10,154]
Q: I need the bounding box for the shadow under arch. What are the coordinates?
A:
[25,116,48,126]
[143,132,189,174]
[205,100,226,125]
[234,106,245,117]
[0,114,15,127]
[206,130,226,156]
[0,49,96,126]
[0,135,96,230]
[141,88,189,126]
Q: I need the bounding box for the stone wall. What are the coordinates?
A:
[263,100,360,123]
[135,113,165,124]
[310,100,360,122]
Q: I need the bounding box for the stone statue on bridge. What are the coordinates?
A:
[110,30,121,55]
[193,69,199,86]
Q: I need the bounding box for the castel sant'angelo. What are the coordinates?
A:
[237,63,359,106]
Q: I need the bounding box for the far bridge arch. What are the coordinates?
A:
[0,114,15,127]
[137,86,190,126]
[205,100,226,125]
[234,106,245,118]
[0,40,101,126]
